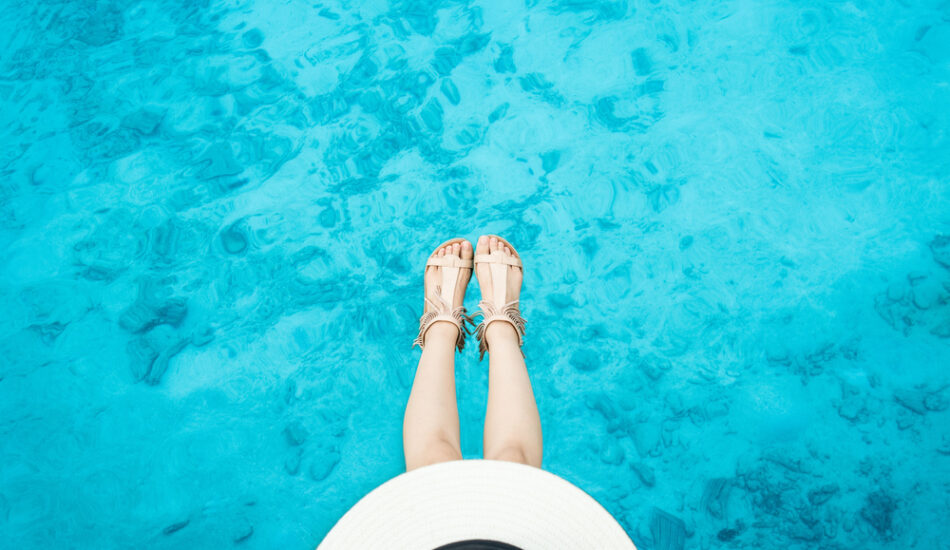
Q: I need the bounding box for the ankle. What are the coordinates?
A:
[426,322,460,344]
[485,322,518,344]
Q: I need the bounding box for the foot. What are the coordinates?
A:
[423,240,473,342]
[475,236,523,344]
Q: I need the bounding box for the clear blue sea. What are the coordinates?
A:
[2,0,949,548]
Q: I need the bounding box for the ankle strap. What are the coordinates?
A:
[413,292,469,352]
[471,300,526,360]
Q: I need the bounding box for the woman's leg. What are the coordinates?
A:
[402,241,471,471]
[478,237,543,467]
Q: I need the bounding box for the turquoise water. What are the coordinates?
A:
[2,0,949,548]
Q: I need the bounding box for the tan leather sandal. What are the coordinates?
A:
[472,235,526,360]
[412,237,473,352]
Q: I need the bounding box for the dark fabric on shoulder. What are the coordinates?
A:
[433,540,524,550]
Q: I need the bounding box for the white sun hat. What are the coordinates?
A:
[318,459,636,550]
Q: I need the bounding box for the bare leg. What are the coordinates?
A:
[477,236,543,467]
[403,324,463,471]
[402,241,472,471]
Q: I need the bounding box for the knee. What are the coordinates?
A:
[406,439,462,471]
[485,445,538,467]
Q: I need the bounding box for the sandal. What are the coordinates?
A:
[472,235,526,360]
[412,238,473,352]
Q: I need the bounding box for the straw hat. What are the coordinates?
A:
[319,459,635,550]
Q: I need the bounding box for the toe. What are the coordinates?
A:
[461,239,474,258]
[451,242,460,257]
[476,236,490,255]
[475,237,491,295]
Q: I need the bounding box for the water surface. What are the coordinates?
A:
[1,0,949,548]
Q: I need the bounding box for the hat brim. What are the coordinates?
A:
[319,459,635,550]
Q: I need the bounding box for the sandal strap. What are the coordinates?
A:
[472,300,526,360]
[413,290,470,352]
[426,256,474,269]
[474,253,522,267]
